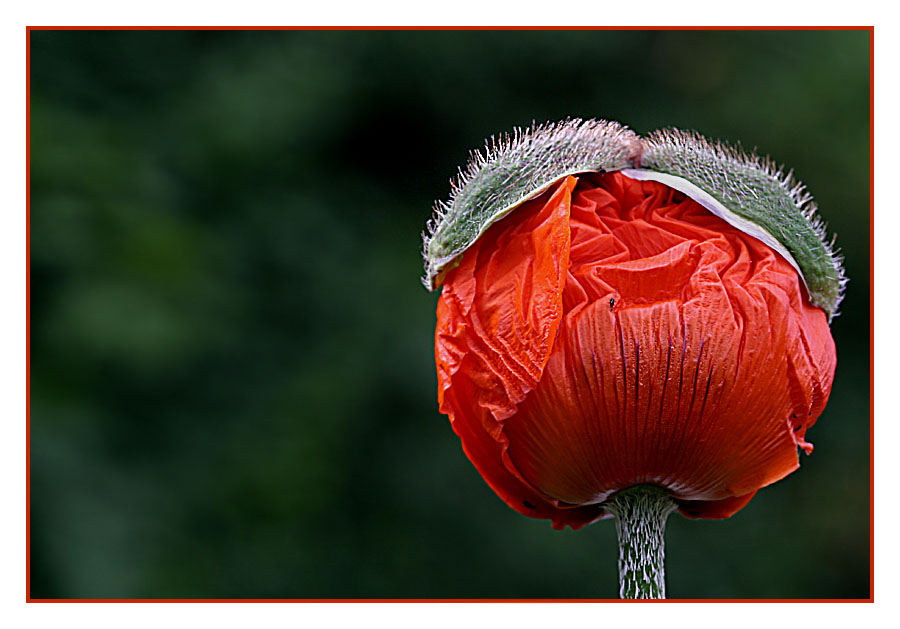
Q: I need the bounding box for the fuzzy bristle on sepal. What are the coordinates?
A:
[422,118,640,290]
[638,128,846,318]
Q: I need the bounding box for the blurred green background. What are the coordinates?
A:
[29,29,870,599]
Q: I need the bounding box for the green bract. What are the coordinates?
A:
[422,119,638,290]
[421,118,845,319]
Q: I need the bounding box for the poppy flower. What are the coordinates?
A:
[422,119,844,597]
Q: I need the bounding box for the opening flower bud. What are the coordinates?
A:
[423,119,842,531]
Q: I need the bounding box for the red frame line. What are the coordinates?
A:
[24,24,875,605]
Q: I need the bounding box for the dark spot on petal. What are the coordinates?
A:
[523,500,537,510]
[609,298,615,309]
[794,424,803,432]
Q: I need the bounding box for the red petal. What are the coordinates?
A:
[436,177,605,529]
[676,491,758,519]
[435,172,836,527]
[502,173,835,518]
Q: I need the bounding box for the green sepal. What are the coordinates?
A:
[421,118,639,290]
[638,128,845,318]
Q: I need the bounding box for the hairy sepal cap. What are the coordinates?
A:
[421,119,640,290]
[422,120,845,319]
[637,129,845,318]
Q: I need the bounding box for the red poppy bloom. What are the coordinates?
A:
[435,171,836,530]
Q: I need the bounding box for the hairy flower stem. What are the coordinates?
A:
[604,485,677,599]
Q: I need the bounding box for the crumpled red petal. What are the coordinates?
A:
[437,177,605,528]
[434,172,836,528]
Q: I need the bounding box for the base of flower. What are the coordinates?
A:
[603,485,677,599]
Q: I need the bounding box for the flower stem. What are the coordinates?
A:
[604,485,677,599]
